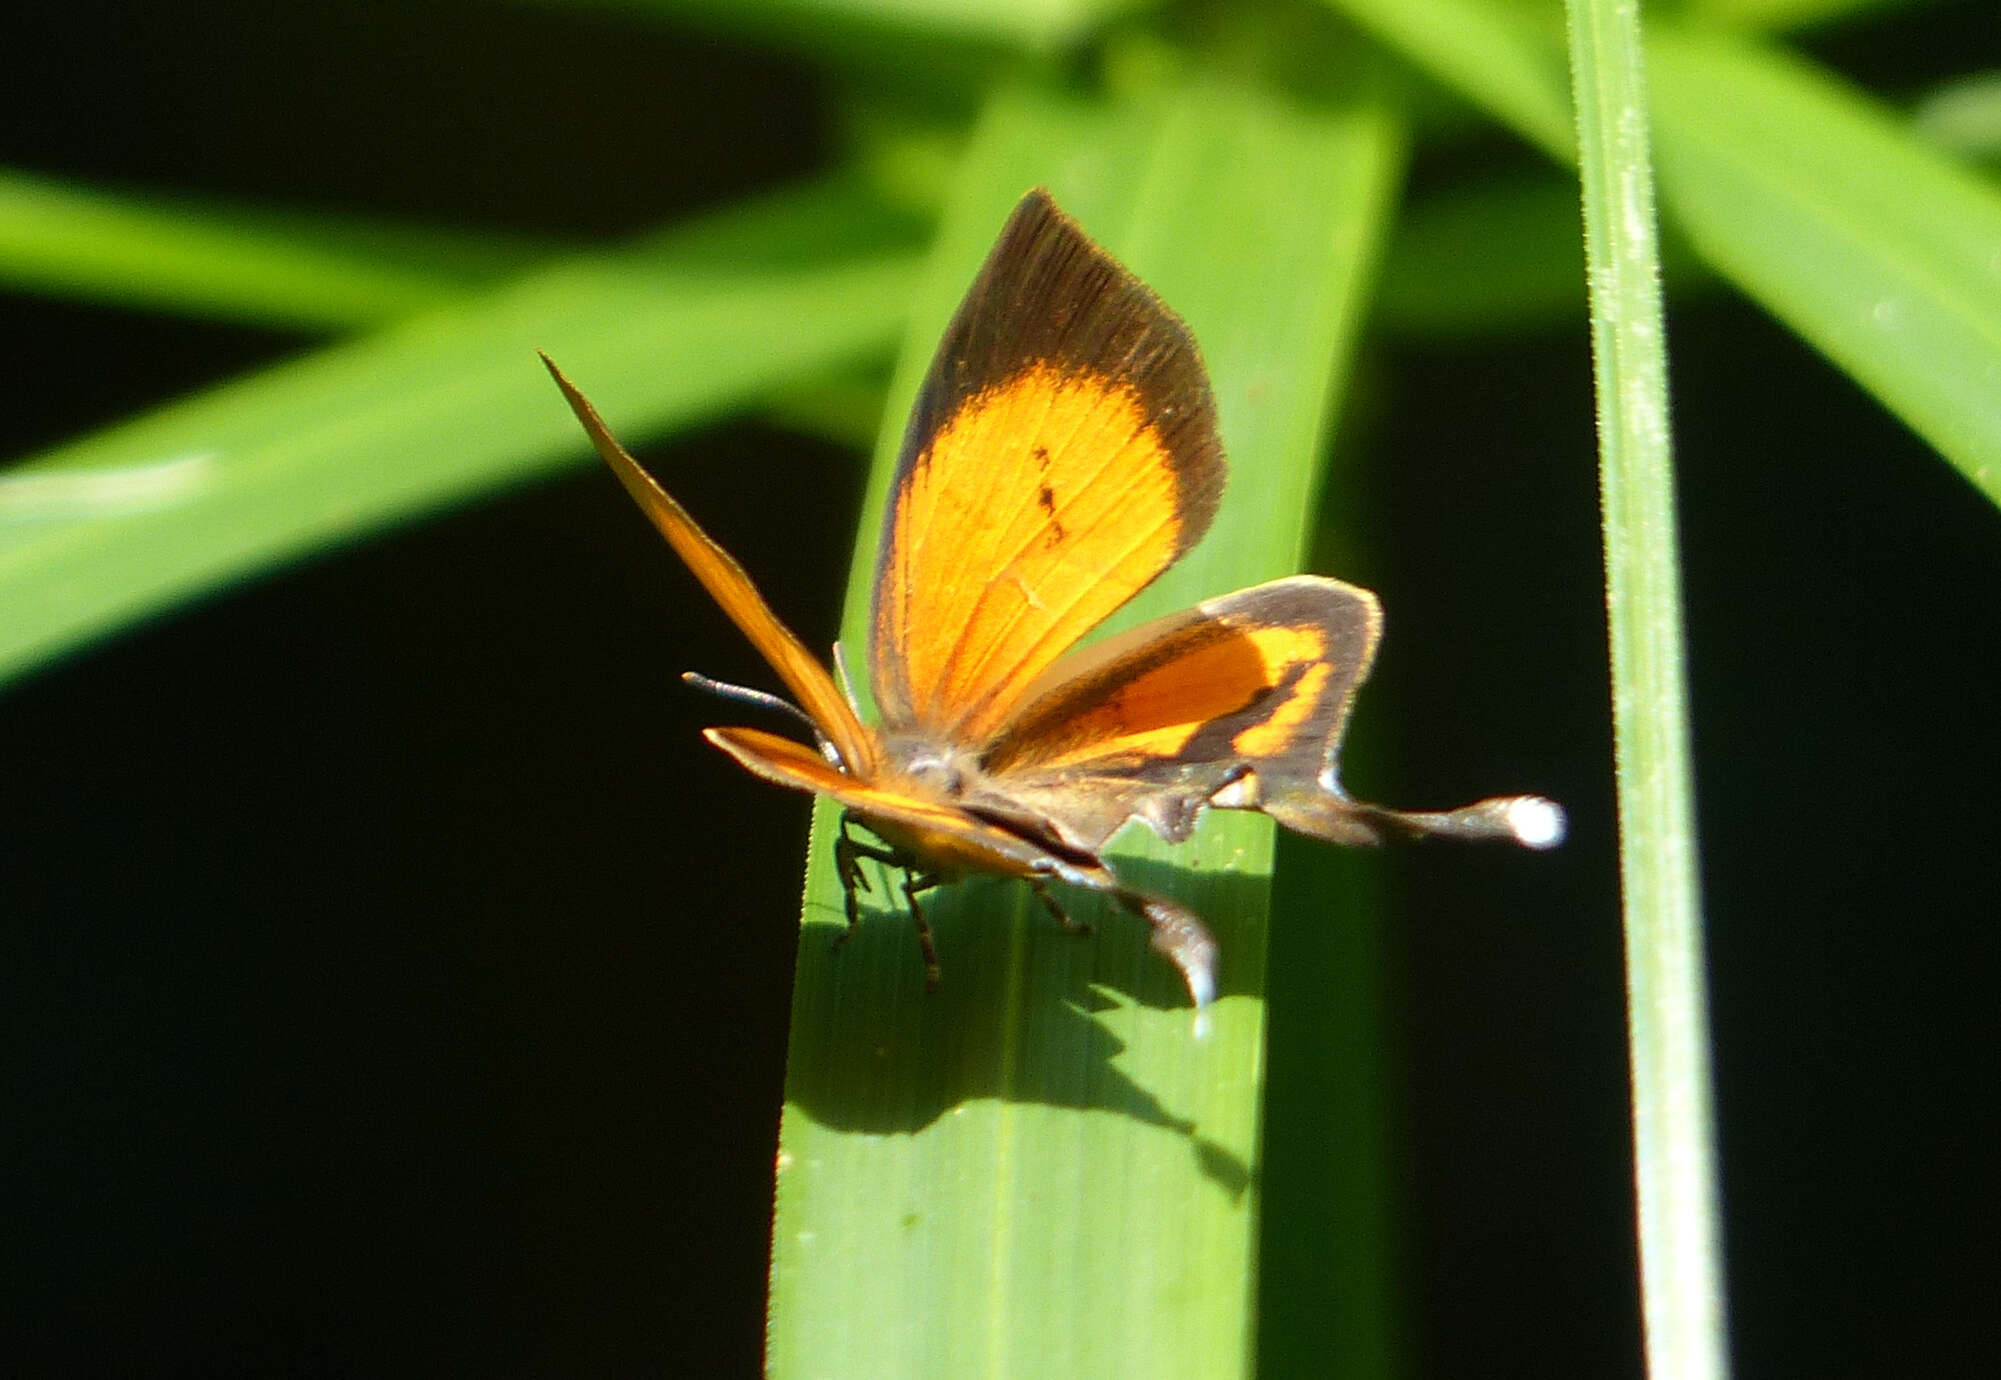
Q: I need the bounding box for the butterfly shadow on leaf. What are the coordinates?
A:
[780,846,1261,1199]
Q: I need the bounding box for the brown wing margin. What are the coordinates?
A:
[975,577,1381,851]
[980,575,1569,855]
[541,355,878,778]
[868,189,1228,742]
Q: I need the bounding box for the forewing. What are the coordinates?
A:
[542,355,877,778]
[705,726,1071,883]
[977,577,1382,851]
[869,190,1226,745]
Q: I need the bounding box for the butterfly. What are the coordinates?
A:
[541,188,1563,1010]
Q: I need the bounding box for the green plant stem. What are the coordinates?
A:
[1565,2,1730,1378]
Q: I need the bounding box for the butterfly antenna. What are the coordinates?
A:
[681,672,845,769]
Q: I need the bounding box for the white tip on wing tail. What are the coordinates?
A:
[1186,965,1218,1012]
[1122,888,1219,1010]
[1259,777,1569,851]
[1506,795,1568,850]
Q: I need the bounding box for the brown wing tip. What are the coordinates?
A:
[538,353,655,490]
[538,351,600,428]
[1016,185,1059,214]
[1004,187,1070,245]
[984,188,1227,553]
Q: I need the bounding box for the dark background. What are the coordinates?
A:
[4,3,1995,1374]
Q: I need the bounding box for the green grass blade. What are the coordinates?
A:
[766,78,1403,1379]
[1685,0,1919,30]
[1565,2,1730,1378]
[0,178,923,686]
[541,0,1144,49]
[1325,0,1576,159]
[1331,1,2001,507]
[0,167,553,330]
[1648,27,2001,507]
[527,0,1137,98]
[1256,836,1395,1377]
[1914,71,2001,164]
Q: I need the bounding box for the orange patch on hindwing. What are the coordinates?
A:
[1002,621,1330,772]
[1232,659,1332,758]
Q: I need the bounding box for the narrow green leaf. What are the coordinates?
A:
[0,168,552,330]
[1565,2,1729,1378]
[767,79,1403,1378]
[1255,837,1395,1377]
[1648,28,2001,507]
[761,366,895,453]
[1914,71,2001,164]
[529,0,1136,80]
[1329,1,2001,506]
[1324,0,1576,160]
[1684,0,1920,30]
[0,179,923,686]
[655,0,1146,46]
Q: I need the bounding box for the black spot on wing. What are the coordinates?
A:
[1035,480,1065,542]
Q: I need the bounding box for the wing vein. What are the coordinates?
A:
[942,420,1174,734]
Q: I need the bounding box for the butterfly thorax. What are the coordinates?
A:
[875,729,985,803]
[853,727,1104,881]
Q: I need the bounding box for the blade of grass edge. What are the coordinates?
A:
[1564,3,1731,1379]
[0,177,923,688]
[1646,27,2001,508]
[0,167,556,331]
[1325,0,1575,160]
[1330,0,2001,510]
[537,0,1127,59]
[768,79,1398,1378]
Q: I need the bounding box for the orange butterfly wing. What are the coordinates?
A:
[541,354,878,779]
[868,190,1226,745]
[981,575,1567,854]
[545,191,1561,1012]
[976,576,1382,851]
[705,725,1097,884]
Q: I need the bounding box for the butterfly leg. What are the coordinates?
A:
[1030,879,1093,936]
[833,811,902,948]
[833,814,949,990]
[900,870,944,990]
